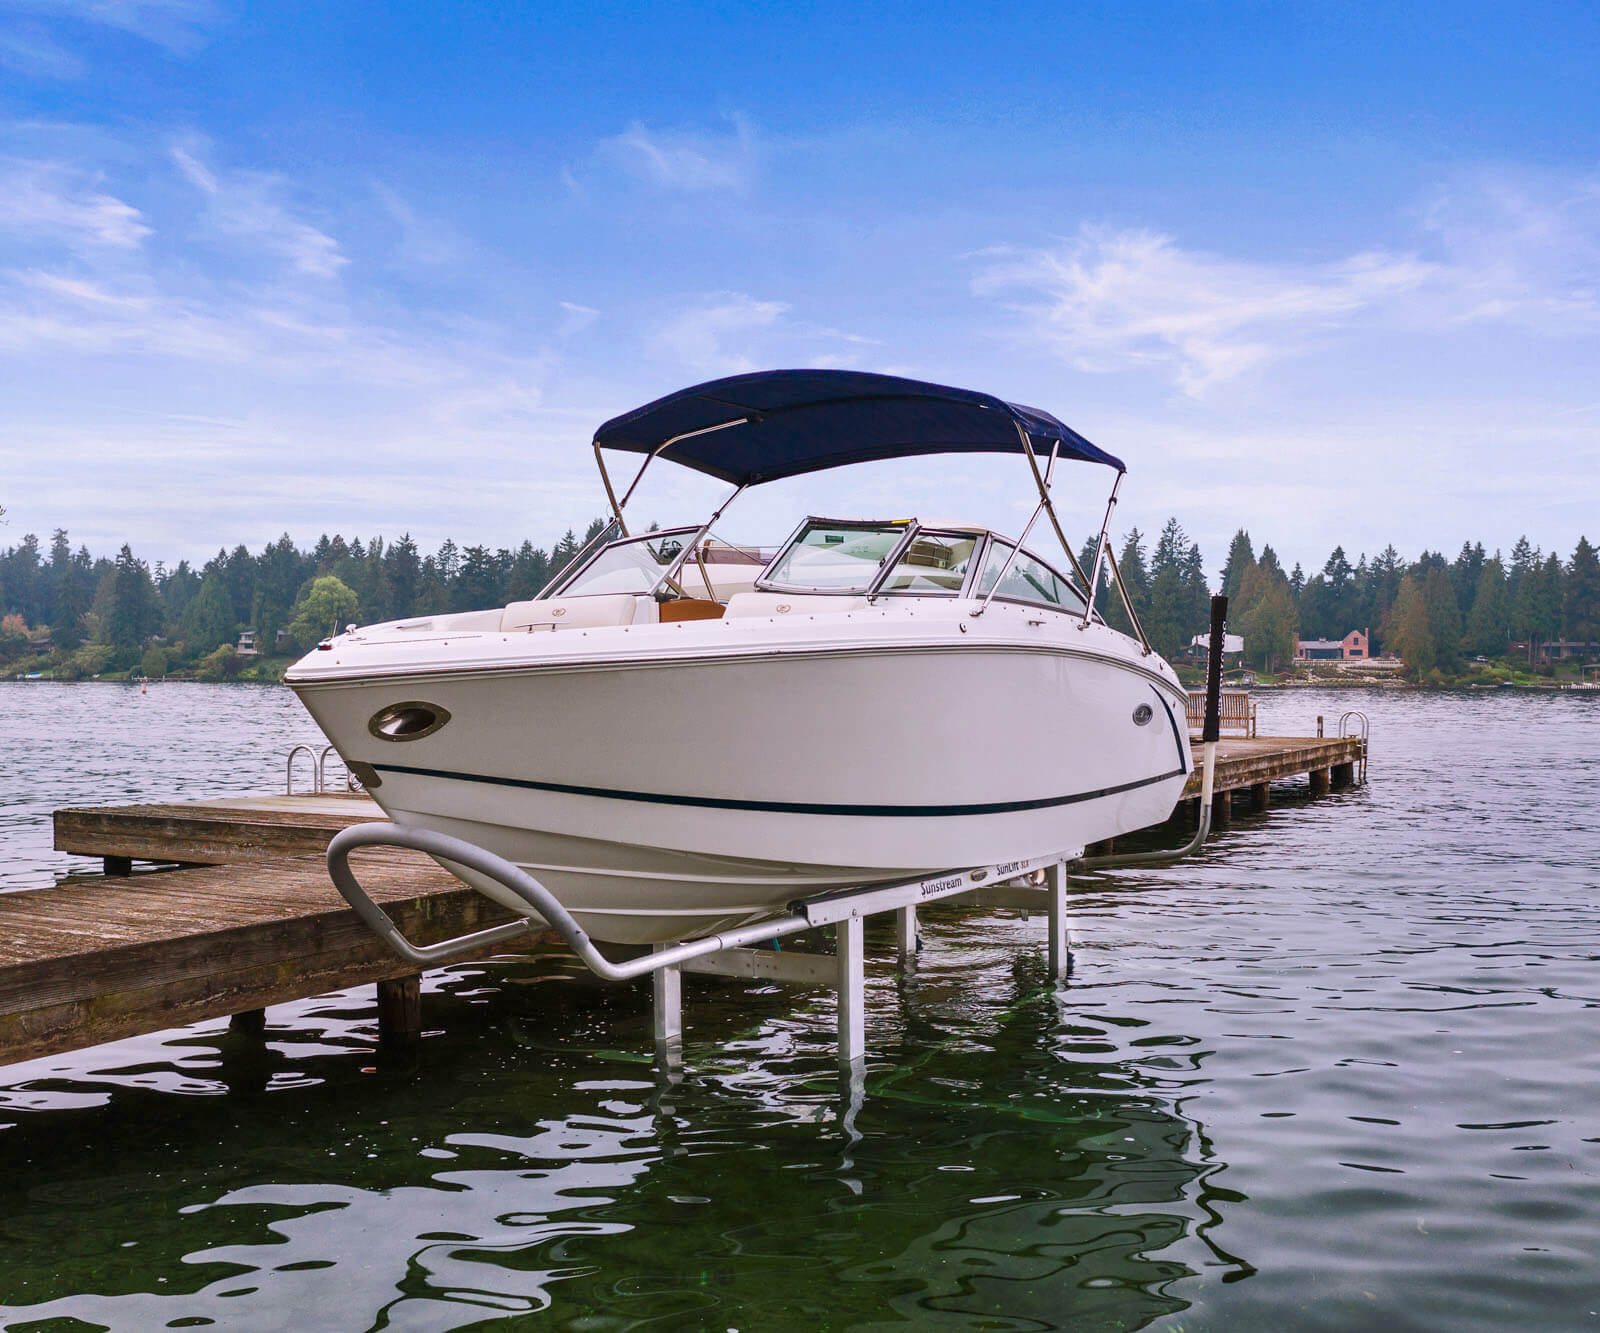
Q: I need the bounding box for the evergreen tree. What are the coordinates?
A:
[182,572,238,653]
[1462,557,1509,657]
[103,545,162,651]
[1507,536,1535,605]
[385,534,421,619]
[1565,536,1600,650]
[1450,541,1486,620]
[1144,518,1205,658]
[1220,529,1254,601]
[1530,553,1565,652]
[1421,567,1462,670]
[1116,528,1150,622]
[1386,575,1436,676]
[454,544,506,611]
[415,555,448,615]
[507,541,550,601]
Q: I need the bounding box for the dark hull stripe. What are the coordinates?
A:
[371,761,1187,819]
[1152,684,1189,773]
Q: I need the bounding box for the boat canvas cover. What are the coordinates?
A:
[593,369,1124,485]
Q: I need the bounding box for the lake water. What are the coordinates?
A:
[0,681,1596,1331]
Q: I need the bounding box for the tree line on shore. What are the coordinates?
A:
[0,515,1596,679]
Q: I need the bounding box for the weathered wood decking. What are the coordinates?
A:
[0,851,530,1067]
[0,731,1364,1071]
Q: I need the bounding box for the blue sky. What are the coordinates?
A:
[1,1,1596,575]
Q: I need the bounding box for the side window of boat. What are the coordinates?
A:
[978,541,1086,612]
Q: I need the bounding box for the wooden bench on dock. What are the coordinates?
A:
[1186,689,1256,737]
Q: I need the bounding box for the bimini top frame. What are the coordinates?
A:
[586,368,1152,653]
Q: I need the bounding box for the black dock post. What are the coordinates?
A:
[376,975,422,1049]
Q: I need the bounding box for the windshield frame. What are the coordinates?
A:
[541,523,703,601]
[974,534,1090,616]
[754,517,921,596]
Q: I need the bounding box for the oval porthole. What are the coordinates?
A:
[367,701,451,742]
[1132,703,1154,727]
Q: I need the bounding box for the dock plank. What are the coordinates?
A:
[0,852,546,1066]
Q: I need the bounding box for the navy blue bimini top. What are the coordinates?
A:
[592,369,1123,485]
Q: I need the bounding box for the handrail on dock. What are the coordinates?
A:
[285,744,319,796]
[1338,711,1370,782]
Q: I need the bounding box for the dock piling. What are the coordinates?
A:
[103,855,132,877]
[836,915,866,1068]
[895,905,918,965]
[228,1007,267,1036]
[652,945,683,1066]
[1250,782,1270,813]
[1045,861,1071,982]
[1310,767,1332,796]
[375,974,421,1050]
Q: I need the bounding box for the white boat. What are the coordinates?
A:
[287,370,1191,943]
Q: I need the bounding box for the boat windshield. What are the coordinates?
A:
[977,539,1088,614]
[549,526,699,599]
[877,531,981,595]
[760,520,910,593]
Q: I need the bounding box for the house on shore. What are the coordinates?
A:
[1186,631,1244,666]
[236,630,260,658]
[1295,629,1368,662]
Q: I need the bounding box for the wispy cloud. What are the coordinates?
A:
[651,292,788,374]
[11,0,222,55]
[974,226,1433,395]
[172,145,347,279]
[0,22,85,78]
[975,172,1600,398]
[1416,170,1600,329]
[558,300,599,338]
[371,180,464,268]
[0,156,150,248]
[600,114,758,193]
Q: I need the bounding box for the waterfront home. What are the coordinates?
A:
[1295,629,1368,662]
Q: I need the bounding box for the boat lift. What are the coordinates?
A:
[328,601,1229,1069]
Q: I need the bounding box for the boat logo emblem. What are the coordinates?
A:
[776,603,792,614]
[1132,703,1154,726]
[551,607,566,618]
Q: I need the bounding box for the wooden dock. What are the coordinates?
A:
[0,731,1364,1071]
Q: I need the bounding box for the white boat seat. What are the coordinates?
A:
[500,595,637,631]
[724,593,868,618]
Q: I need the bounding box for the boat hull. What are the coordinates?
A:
[292,630,1190,942]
